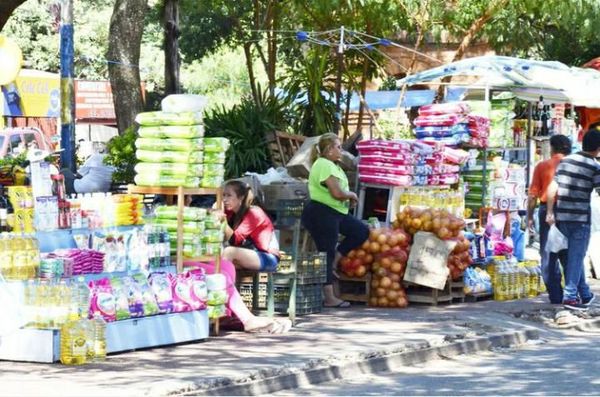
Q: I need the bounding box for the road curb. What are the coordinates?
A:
[168,328,538,396]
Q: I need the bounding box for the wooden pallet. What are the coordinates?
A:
[333,271,371,303]
[465,291,494,302]
[450,279,466,303]
[403,279,454,306]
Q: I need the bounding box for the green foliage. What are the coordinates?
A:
[3,0,115,79]
[104,127,138,183]
[203,87,290,179]
[181,47,267,110]
[283,48,337,137]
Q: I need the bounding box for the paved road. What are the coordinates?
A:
[275,329,600,396]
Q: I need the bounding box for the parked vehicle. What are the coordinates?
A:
[0,127,52,158]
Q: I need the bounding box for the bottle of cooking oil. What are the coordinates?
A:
[494,264,507,301]
[11,234,27,280]
[60,314,89,365]
[25,234,40,279]
[0,233,12,279]
[526,262,538,298]
[91,314,107,362]
[518,263,529,299]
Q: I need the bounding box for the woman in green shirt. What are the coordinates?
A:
[301,133,369,308]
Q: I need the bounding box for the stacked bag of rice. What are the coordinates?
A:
[154,205,224,259]
[413,102,490,148]
[133,94,229,188]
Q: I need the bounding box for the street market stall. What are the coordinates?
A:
[0,95,229,364]
[338,56,600,306]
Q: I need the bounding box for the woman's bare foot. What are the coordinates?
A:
[243,316,276,333]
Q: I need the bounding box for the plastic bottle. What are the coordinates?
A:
[0,233,12,279]
[526,263,538,298]
[11,234,26,280]
[60,314,88,365]
[160,227,171,267]
[36,279,50,328]
[73,276,90,319]
[91,314,107,362]
[494,264,507,301]
[23,279,36,327]
[26,234,40,279]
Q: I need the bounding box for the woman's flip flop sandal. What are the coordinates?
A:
[270,318,292,334]
[324,300,351,308]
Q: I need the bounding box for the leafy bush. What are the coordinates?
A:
[203,87,290,179]
[284,48,337,137]
[104,127,138,184]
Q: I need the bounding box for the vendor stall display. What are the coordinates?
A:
[357,139,462,187]
[414,102,490,148]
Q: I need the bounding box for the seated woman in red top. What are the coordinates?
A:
[222,180,280,272]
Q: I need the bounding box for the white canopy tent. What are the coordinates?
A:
[396,56,600,108]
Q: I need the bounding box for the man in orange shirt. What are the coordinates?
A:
[527,134,571,303]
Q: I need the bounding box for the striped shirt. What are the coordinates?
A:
[554,152,600,223]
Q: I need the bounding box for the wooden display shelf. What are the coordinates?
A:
[128,184,224,335]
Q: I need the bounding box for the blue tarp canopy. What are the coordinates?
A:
[396,55,600,107]
[276,87,468,111]
[345,88,466,111]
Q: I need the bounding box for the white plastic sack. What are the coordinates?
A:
[591,193,600,233]
[161,94,208,113]
[547,225,568,253]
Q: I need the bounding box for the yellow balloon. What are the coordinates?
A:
[0,35,23,85]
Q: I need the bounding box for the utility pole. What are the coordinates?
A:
[333,26,345,135]
[59,0,75,171]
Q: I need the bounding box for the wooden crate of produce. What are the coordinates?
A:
[333,271,371,303]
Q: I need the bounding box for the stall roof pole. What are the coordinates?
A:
[59,0,75,172]
[334,26,345,135]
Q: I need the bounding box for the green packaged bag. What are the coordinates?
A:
[138,125,204,138]
[134,174,200,188]
[203,151,226,164]
[201,229,224,243]
[136,137,204,152]
[136,149,204,163]
[155,205,208,221]
[200,176,224,188]
[203,163,225,177]
[203,137,230,152]
[154,218,205,233]
[135,111,203,126]
[135,162,204,178]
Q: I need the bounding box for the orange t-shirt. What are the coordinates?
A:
[529,154,564,203]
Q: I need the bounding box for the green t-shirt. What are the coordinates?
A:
[308,157,349,214]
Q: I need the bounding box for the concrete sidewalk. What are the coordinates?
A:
[2,279,600,397]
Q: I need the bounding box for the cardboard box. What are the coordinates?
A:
[286,136,357,178]
[405,232,456,290]
[261,182,309,211]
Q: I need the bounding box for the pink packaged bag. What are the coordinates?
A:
[414,114,465,127]
[88,278,117,322]
[418,102,471,116]
[358,163,413,176]
[359,152,415,166]
[169,272,196,312]
[359,174,412,186]
[188,268,208,310]
[357,139,411,153]
[443,147,470,165]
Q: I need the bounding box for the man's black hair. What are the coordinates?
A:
[582,127,600,152]
[549,134,572,155]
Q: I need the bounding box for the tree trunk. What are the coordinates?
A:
[107,0,148,133]
[0,0,27,31]
[164,0,180,95]
[243,42,258,103]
